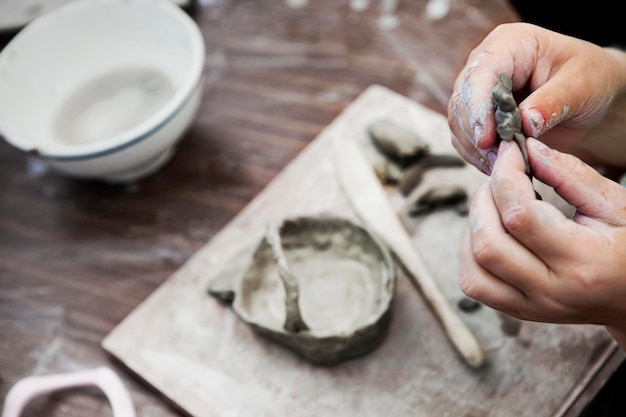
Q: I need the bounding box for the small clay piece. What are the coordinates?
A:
[492,72,542,200]
[398,153,466,196]
[207,275,236,303]
[457,297,481,313]
[207,215,396,366]
[372,159,404,185]
[408,184,468,216]
[498,312,522,337]
[367,118,429,166]
[454,200,470,216]
[208,244,257,304]
[265,225,310,333]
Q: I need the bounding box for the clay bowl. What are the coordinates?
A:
[209,215,397,365]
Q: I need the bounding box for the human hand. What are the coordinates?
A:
[461,137,626,349]
[447,22,626,175]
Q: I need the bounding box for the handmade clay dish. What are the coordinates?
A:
[0,0,205,182]
[209,215,397,365]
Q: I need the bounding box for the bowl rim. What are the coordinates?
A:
[0,0,205,161]
[232,215,397,338]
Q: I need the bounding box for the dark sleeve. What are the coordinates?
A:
[507,0,626,48]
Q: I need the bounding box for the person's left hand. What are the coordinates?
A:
[461,137,626,349]
[447,23,626,176]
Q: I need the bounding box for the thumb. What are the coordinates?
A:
[527,138,626,226]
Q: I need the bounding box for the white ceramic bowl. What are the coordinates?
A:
[0,0,205,182]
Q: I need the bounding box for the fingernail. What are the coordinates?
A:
[473,153,491,176]
[481,163,492,176]
[528,138,553,157]
[526,109,545,137]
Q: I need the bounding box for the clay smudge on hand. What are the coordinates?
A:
[449,100,493,175]
[460,80,492,148]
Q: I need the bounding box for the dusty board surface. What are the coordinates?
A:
[102,85,617,417]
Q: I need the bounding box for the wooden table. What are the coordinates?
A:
[1,1,624,416]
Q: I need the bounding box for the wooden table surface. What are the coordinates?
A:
[1,1,624,416]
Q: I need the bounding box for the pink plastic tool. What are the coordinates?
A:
[1,367,136,417]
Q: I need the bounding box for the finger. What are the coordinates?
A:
[459,229,527,318]
[450,133,495,175]
[491,140,537,200]
[447,82,473,143]
[490,139,587,262]
[448,56,503,175]
[519,42,620,137]
[448,81,495,175]
[468,179,548,294]
[448,48,504,152]
[527,138,626,226]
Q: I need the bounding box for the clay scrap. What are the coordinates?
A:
[368,118,429,167]
[398,154,466,197]
[367,118,468,216]
[408,184,468,217]
[208,215,396,366]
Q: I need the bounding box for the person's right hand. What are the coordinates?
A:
[447,22,626,175]
[461,138,626,350]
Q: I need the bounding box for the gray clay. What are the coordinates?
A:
[499,313,522,337]
[492,73,541,200]
[372,158,404,185]
[398,153,465,197]
[367,119,466,197]
[265,226,310,333]
[492,73,528,171]
[367,119,429,166]
[408,184,468,216]
[457,297,481,313]
[208,243,257,303]
[208,215,396,366]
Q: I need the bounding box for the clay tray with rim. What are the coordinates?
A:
[207,214,397,366]
[102,85,622,417]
